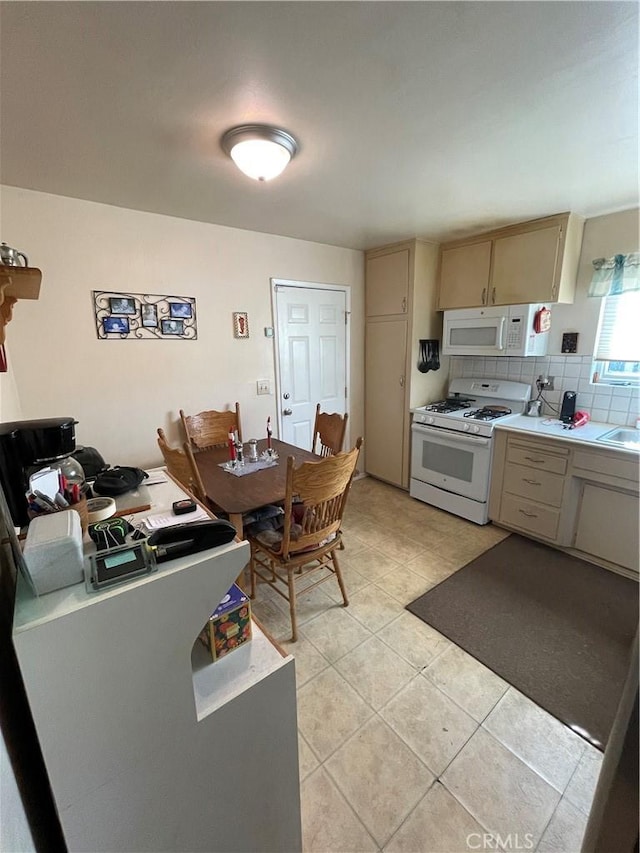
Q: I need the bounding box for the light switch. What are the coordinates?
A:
[257,379,270,396]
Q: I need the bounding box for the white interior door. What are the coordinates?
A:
[274,282,347,449]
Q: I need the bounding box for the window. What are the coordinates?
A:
[592,290,640,386]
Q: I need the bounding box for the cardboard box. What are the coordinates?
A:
[198,584,252,661]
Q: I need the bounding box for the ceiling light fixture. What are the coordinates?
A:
[221,124,298,182]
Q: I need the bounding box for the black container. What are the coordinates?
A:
[560,391,577,424]
[0,417,76,527]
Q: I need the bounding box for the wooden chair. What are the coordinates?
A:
[157,428,206,502]
[180,403,242,451]
[248,438,363,641]
[312,404,348,457]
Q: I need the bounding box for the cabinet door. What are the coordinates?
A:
[366,250,409,317]
[574,484,639,573]
[437,241,492,310]
[365,319,407,485]
[491,225,561,305]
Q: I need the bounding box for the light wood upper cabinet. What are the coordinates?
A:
[437,213,584,309]
[491,224,561,305]
[366,249,409,317]
[437,241,492,310]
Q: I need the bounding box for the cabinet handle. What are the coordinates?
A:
[401,297,407,313]
[524,456,545,464]
[523,478,541,486]
[400,375,405,388]
[518,509,538,518]
[481,288,487,305]
[491,287,496,304]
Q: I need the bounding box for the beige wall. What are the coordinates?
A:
[0,186,364,468]
[549,207,639,355]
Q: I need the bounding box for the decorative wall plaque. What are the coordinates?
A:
[233,312,249,339]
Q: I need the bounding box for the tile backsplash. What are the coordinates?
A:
[448,355,640,427]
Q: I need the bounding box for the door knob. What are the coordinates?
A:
[283,392,290,399]
[283,408,293,416]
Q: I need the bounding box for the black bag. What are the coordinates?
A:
[72,446,108,479]
[93,466,148,496]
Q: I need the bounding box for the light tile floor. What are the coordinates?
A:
[251,477,604,853]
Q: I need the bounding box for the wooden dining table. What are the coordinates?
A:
[194,438,321,538]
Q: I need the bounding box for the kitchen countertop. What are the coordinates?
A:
[495,415,640,455]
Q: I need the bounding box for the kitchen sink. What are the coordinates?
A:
[596,428,640,450]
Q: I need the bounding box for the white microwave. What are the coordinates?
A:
[442,305,550,357]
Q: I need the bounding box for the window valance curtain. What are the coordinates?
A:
[588,252,640,297]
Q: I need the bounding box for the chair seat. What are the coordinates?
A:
[251,528,339,560]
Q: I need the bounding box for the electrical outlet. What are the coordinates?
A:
[537,375,555,390]
[256,379,270,396]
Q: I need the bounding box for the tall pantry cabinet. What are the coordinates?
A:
[365,239,447,488]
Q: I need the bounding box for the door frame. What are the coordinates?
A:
[270,278,351,447]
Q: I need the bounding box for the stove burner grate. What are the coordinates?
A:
[426,400,473,414]
[463,406,513,422]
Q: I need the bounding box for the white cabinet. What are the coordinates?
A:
[574,484,639,572]
[490,431,639,578]
[490,434,570,544]
[12,477,301,853]
[365,240,447,488]
[437,212,584,310]
[570,447,640,575]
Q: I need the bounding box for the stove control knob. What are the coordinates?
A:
[462,423,470,432]
[427,416,435,425]
[471,425,481,434]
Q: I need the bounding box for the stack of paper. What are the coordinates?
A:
[140,505,210,532]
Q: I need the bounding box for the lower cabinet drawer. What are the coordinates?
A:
[503,463,565,507]
[500,494,561,541]
[507,444,568,475]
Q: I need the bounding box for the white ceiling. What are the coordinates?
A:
[1,2,638,250]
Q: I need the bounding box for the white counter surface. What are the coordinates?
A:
[12,466,301,853]
[495,415,640,455]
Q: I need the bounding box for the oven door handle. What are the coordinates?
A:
[411,424,491,447]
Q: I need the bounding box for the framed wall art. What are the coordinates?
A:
[109,297,136,315]
[233,312,249,339]
[93,291,197,340]
[161,319,184,336]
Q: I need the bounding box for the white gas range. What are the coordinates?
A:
[410,378,532,525]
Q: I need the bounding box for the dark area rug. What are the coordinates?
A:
[407,534,638,749]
